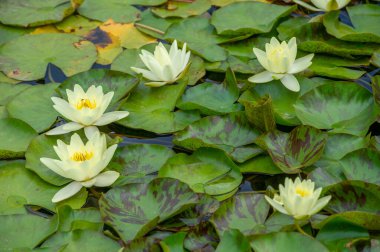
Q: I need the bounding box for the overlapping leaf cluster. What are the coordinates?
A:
[0,0,379,251]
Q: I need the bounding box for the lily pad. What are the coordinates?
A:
[294,81,376,136]
[323,4,380,43]
[158,148,242,199]
[215,229,251,252]
[0,0,75,27]
[250,232,329,252]
[99,178,199,242]
[177,68,242,115]
[108,143,175,185]
[152,0,211,18]
[0,161,86,215]
[118,79,201,134]
[0,118,37,159]
[165,16,228,62]
[0,82,30,105]
[211,2,295,36]
[239,155,283,175]
[210,193,269,236]
[77,0,140,23]
[55,15,101,36]
[173,112,261,162]
[256,125,327,173]
[0,33,97,81]
[59,69,139,108]
[0,24,31,45]
[0,213,58,250]
[7,83,59,133]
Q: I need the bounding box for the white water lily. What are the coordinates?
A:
[293,0,350,12]
[265,177,331,220]
[248,37,314,92]
[46,84,129,136]
[131,40,191,87]
[40,132,119,202]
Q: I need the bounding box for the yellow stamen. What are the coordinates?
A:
[71,151,94,162]
[76,98,96,110]
[295,187,311,197]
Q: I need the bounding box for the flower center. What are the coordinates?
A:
[295,187,311,197]
[71,151,94,162]
[76,98,96,110]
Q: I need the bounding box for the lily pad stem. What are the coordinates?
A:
[294,220,313,238]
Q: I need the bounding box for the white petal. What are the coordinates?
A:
[40,158,68,178]
[131,67,159,81]
[310,195,331,215]
[287,37,297,65]
[52,181,83,203]
[93,171,120,187]
[94,111,129,126]
[253,48,270,70]
[270,37,280,46]
[288,54,314,74]
[280,74,300,92]
[145,81,168,87]
[162,64,175,82]
[81,178,97,187]
[51,97,78,122]
[248,71,274,83]
[45,122,84,135]
[84,126,100,139]
[265,196,289,215]
[98,91,114,115]
[295,0,323,11]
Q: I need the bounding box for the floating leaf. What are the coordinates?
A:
[55,15,101,35]
[56,205,103,232]
[108,143,175,185]
[250,232,329,252]
[152,0,211,18]
[0,0,75,27]
[160,232,187,252]
[211,2,295,36]
[0,213,58,250]
[0,34,97,81]
[159,148,242,199]
[0,118,37,159]
[239,155,283,175]
[7,83,59,133]
[323,5,380,43]
[294,81,375,136]
[210,193,269,236]
[99,178,199,242]
[77,0,140,23]
[173,112,262,162]
[0,23,31,45]
[215,229,251,252]
[184,223,219,251]
[165,17,228,62]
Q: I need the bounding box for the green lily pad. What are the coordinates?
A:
[371,51,380,67]
[59,69,139,108]
[0,34,97,81]
[108,143,175,185]
[173,112,261,163]
[294,81,376,136]
[0,213,58,250]
[118,80,200,134]
[99,178,199,242]
[0,83,30,105]
[55,15,101,36]
[0,24,32,45]
[0,0,75,27]
[210,193,269,236]
[160,232,187,252]
[165,16,228,62]
[184,223,219,251]
[25,134,71,186]
[7,83,59,133]
[0,118,37,159]
[158,148,242,199]
[239,155,283,175]
[56,205,103,232]
[250,232,329,252]
[316,217,369,251]
[211,2,295,36]
[0,161,86,215]
[41,229,121,251]
[277,17,380,58]
[177,68,242,115]
[77,0,140,23]
[215,229,251,252]
[257,125,327,173]
[323,4,380,43]
[152,0,211,18]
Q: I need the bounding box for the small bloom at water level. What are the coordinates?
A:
[131,40,191,87]
[46,84,129,136]
[293,0,350,12]
[248,37,314,92]
[265,177,331,220]
[40,131,119,202]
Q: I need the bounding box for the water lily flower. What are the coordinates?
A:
[293,0,350,12]
[265,177,331,220]
[248,37,314,92]
[131,40,191,87]
[40,132,119,202]
[46,84,129,136]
